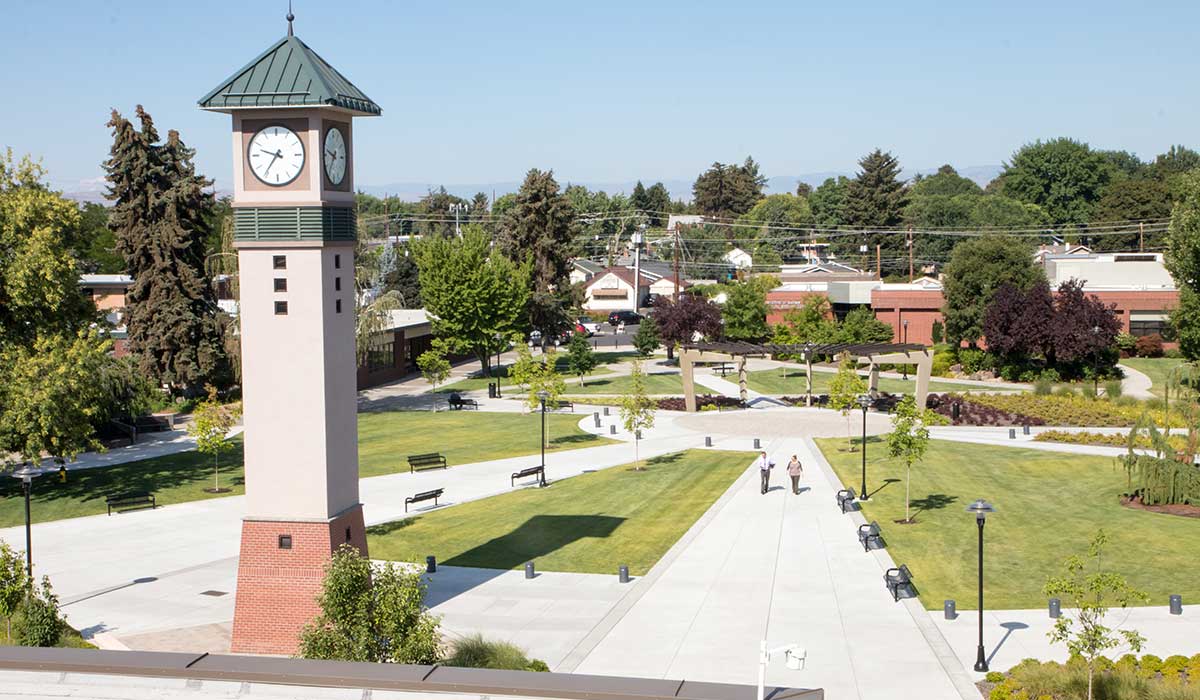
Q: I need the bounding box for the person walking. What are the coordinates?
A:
[786,455,803,495]
[756,451,773,494]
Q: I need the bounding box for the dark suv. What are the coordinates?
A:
[607,310,642,327]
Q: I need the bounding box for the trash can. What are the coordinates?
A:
[951,403,961,421]
[426,556,437,574]
[487,383,496,399]
[1049,598,1061,618]
[944,600,956,620]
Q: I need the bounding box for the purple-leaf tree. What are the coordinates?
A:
[1051,279,1122,363]
[655,294,724,359]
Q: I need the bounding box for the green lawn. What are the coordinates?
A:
[357,411,615,477]
[744,368,1019,396]
[367,449,756,575]
[1,412,613,528]
[815,437,1200,610]
[560,371,683,395]
[0,436,247,528]
[1121,357,1189,399]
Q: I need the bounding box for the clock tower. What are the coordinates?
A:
[199,14,381,655]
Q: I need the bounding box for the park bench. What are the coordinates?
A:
[716,362,732,377]
[448,393,479,410]
[553,400,574,413]
[836,487,857,513]
[106,492,156,516]
[884,564,913,601]
[858,521,883,552]
[511,465,546,488]
[407,453,448,473]
[404,488,444,513]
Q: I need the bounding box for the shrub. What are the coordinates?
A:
[12,577,64,648]
[958,348,994,374]
[1055,386,1078,398]
[1164,347,1183,359]
[1116,332,1138,356]
[1104,380,1123,398]
[1115,654,1139,673]
[1138,654,1164,680]
[1040,368,1062,383]
[1136,334,1165,358]
[1081,383,1098,400]
[931,352,953,377]
[986,671,1007,683]
[445,633,549,672]
[967,392,1183,427]
[1033,379,1053,396]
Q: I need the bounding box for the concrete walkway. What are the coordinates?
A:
[1117,362,1156,399]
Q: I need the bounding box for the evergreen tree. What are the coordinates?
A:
[469,191,490,222]
[632,315,661,357]
[630,181,650,212]
[811,176,850,228]
[721,281,770,342]
[842,149,909,273]
[565,331,597,386]
[104,107,227,395]
[692,157,767,218]
[645,182,672,226]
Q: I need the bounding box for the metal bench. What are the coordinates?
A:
[106,492,156,516]
[554,400,574,413]
[404,488,444,513]
[884,564,913,601]
[407,453,448,473]
[836,487,857,513]
[511,465,546,488]
[448,393,479,410]
[858,521,883,552]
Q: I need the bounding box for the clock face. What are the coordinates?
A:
[247,126,305,186]
[323,127,347,186]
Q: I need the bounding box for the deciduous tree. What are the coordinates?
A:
[619,361,656,470]
[887,395,933,523]
[828,353,867,452]
[998,138,1112,224]
[721,281,769,342]
[631,315,661,357]
[941,236,1041,346]
[565,331,597,386]
[653,294,722,359]
[187,386,241,493]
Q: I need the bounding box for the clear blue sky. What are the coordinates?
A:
[3,0,1197,195]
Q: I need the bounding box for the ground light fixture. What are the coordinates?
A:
[857,393,872,500]
[11,464,42,577]
[965,498,996,672]
[756,640,806,700]
[537,390,550,474]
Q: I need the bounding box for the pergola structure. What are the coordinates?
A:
[678,341,932,411]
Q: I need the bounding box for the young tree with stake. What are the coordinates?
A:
[187,386,241,493]
[828,353,867,452]
[886,395,934,522]
[620,361,657,470]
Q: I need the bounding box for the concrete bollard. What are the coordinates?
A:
[635,430,642,440]
[593,413,601,428]
[426,556,437,574]
[944,600,956,620]
[705,436,712,447]
[618,565,630,584]
[609,425,617,435]
[1023,424,1031,435]
[1009,428,1016,439]
[753,438,761,449]
[1170,594,1183,615]
[525,561,535,579]
[603,407,610,416]
[1049,598,1061,618]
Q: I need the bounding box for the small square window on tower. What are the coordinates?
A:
[274,278,287,292]
[335,299,342,314]
[334,254,341,269]
[274,301,288,315]
[278,535,292,549]
[334,277,341,291]
[273,255,287,270]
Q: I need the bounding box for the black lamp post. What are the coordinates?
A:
[494,333,503,398]
[965,498,996,672]
[537,389,550,474]
[902,320,909,381]
[1091,325,1101,397]
[857,393,872,500]
[12,465,42,578]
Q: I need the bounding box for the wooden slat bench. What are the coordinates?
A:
[106,492,156,516]
[404,488,444,513]
[511,465,546,488]
[553,400,574,413]
[407,453,448,473]
[884,564,913,601]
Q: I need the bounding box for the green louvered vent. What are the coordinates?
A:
[234,207,356,241]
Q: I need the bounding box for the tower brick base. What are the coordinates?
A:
[230,505,367,655]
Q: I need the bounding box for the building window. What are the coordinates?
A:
[334,277,341,291]
[1129,311,1168,337]
[335,299,342,314]
[334,254,341,269]
[274,301,288,315]
[278,535,292,549]
[273,255,287,270]
[274,278,287,292]
[367,340,394,372]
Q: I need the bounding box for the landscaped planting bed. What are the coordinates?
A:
[929,392,1181,427]
[926,392,1045,426]
[1033,429,1188,451]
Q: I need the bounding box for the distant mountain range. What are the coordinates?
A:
[60,164,1003,205]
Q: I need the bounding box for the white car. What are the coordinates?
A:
[576,318,603,336]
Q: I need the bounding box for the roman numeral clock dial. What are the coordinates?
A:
[248,126,305,186]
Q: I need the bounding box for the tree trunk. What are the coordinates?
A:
[1087,665,1094,700]
[214,453,220,492]
[666,344,674,361]
[846,413,854,452]
[905,463,911,522]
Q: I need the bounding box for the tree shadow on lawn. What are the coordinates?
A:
[908,493,958,521]
[0,440,245,509]
[442,514,625,571]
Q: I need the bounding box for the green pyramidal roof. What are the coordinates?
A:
[198,35,381,116]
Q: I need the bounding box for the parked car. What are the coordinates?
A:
[576,317,602,336]
[607,310,643,328]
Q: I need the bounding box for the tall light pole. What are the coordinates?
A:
[902,319,909,381]
[632,225,645,312]
[12,465,42,578]
[494,332,503,398]
[966,499,996,672]
[537,390,549,484]
[449,202,467,238]
[857,394,872,500]
[1091,325,1101,397]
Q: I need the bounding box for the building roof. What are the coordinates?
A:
[385,309,431,331]
[79,274,133,287]
[198,35,381,115]
[572,259,606,276]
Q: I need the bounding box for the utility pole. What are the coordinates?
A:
[673,225,682,302]
[1139,222,1145,252]
[907,226,914,280]
[876,244,882,280]
[384,194,390,240]
[632,224,645,312]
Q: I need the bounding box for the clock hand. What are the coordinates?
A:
[263,150,281,174]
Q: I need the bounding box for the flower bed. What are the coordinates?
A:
[985,654,1200,700]
[655,394,744,411]
[1033,430,1189,451]
[930,392,1180,428]
[925,393,1045,427]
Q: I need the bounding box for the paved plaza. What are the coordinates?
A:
[2,385,1196,699]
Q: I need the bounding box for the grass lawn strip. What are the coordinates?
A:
[744,368,1019,396]
[815,437,1200,610]
[0,412,614,528]
[366,449,756,576]
[1121,357,1188,399]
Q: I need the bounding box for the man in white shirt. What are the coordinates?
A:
[756,451,773,494]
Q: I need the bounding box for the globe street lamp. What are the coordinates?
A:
[11,465,42,577]
[965,498,996,672]
[857,393,872,500]
[537,390,550,478]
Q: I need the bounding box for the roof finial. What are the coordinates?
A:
[286,0,295,36]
